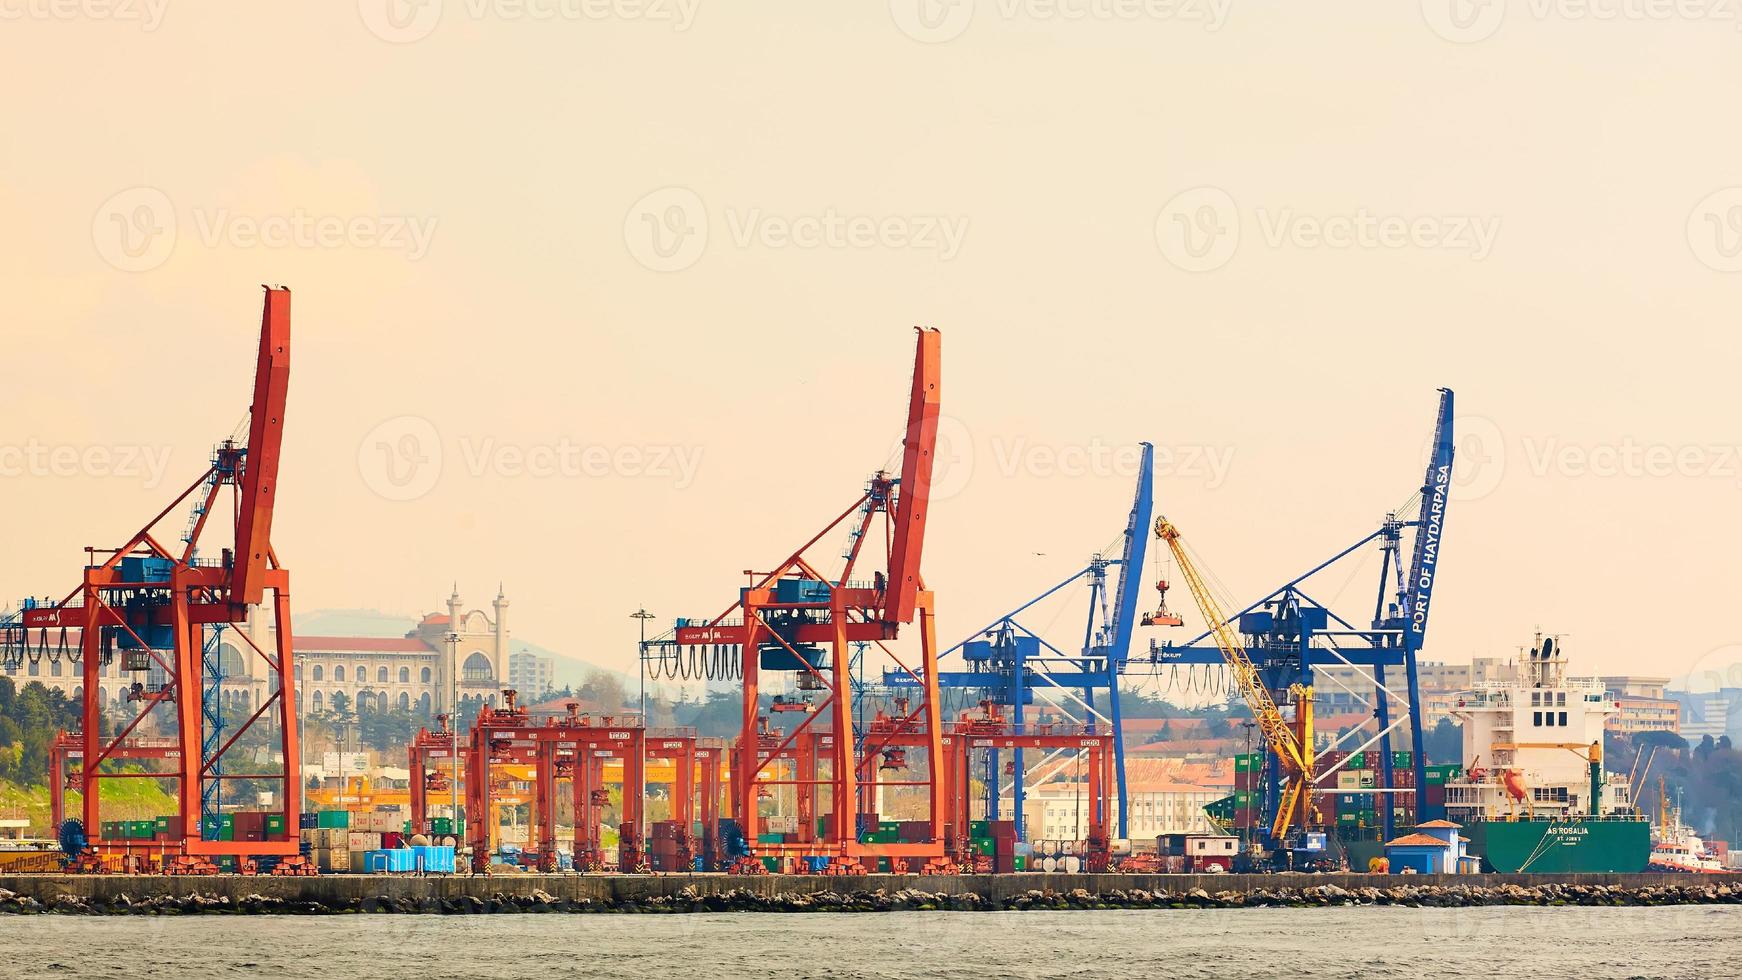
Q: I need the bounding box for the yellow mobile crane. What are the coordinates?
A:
[1151,516,1317,843]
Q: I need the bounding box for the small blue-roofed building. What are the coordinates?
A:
[1385,820,1470,874]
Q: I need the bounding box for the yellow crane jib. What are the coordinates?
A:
[1152,516,1317,841]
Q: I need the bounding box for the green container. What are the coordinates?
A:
[971,837,994,856]
[317,810,350,829]
[153,816,171,834]
[1013,856,1027,871]
[1234,753,1262,773]
[201,815,221,839]
[265,814,287,836]
[1346,752,1366,770]
[969,820,991,837]
[1392,751,1413,768]
[128,820,154,839]
[430,817,453,835]
[761,856,781,873]
[756,833,785,844]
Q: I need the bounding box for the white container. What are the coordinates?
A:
[1040,840,1057,856]
[1061,840,1077,855]
[1041,855,1058,872]
[1062,855,1082,874]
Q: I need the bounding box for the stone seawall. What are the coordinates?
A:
[2,872,1738,914]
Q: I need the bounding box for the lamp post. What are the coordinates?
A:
[1242,720,1256,855]
[447,630,459,855]
[631,607,653,865]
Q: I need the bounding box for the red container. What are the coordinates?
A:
[382,832,405,849]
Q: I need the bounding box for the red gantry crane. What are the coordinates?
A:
[4,288,303,873]
[663,328,947,874]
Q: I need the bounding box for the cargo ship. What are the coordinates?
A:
[1445,634,1651,873]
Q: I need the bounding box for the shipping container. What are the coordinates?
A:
[317,810,350,830]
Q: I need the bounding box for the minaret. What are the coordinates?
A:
[493,584,510,691]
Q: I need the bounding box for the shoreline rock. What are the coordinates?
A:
[1,880,1738,915]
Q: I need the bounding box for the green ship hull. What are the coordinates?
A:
[1467,818,1650,873]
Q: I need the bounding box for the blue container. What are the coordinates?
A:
[415,845,456,874]
[773,578,831,603]
[758,642,824,672]
[363,850,389,873]
[120,556,174,583]
[118,624,175,650]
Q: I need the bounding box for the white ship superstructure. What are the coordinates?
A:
[1445,635,1632,822]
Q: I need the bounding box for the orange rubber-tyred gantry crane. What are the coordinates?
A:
[670,328,947,875]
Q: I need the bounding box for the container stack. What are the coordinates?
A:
[1230,751,1461,830]
[647,819,690,871]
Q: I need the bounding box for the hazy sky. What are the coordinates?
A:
[3,3,1739,695]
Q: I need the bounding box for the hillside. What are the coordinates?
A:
[0,776,178,838]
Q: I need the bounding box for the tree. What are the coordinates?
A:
[1424,717,1463,764]
[0,678,81,787]
[577,670,630,711]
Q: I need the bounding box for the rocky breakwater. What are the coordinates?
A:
[3,879,1742,915]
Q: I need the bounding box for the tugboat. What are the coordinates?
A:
[1648,777,1727,874]
[1446,634,1651,873]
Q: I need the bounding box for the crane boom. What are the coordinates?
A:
[1154,516,1316,840]
[231,287,291,606]
[884,327,941,625]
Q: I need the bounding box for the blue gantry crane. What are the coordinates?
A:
[888,443,1154,839]
[883,389,1453,851]
[1138,389,1456,847]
